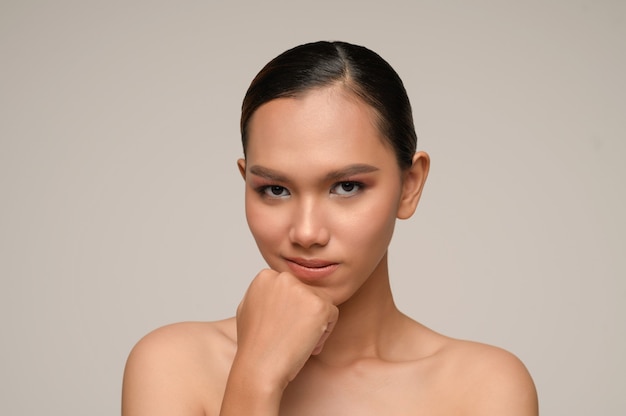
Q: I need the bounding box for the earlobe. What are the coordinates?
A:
[397,151,430,220]
[237,158,247,180]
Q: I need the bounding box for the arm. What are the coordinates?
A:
[218,358,284,416]
[219,269,338,416]
[122,270,337,416]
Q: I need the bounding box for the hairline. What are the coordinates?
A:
[242,80,399,168]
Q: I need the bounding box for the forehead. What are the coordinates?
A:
[245,86,396,171]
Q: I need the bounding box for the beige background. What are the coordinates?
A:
[1,1,624,414]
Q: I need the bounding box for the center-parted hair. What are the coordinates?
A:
[241,41,418,170]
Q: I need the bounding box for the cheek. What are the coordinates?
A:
[336,195,399,249]
[245,195,285,247]
[364,204,397,246]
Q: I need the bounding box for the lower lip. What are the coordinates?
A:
[285,260,339,282]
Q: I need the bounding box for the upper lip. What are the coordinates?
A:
[285,257,337,268]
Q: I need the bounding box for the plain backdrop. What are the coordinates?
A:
[1,1,624,415]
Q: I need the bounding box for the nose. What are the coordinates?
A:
[288,198,330,249]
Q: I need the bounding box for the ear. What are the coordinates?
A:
[237,158,246,180]
[397,151,430,220]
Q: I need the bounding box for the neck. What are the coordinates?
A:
[313,253,410,365]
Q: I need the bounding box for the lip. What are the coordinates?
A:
[284,257,339,281]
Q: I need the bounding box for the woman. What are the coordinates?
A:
[122,41,538,415]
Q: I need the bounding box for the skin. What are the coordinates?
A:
[122,86,538,416]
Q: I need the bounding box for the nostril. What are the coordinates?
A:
[288,202,330,248]
[289,223,330,249]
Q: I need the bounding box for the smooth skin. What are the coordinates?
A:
[122,86,538,416]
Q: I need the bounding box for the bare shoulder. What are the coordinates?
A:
[122,319,237,416]
[438,337,538,416]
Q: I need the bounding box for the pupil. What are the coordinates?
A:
[271,186,283,195]
[342,183,355,192]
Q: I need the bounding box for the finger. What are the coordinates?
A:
[235,297,245,318]
[311,309,338,356]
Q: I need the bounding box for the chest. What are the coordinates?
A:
[278,360,460,416]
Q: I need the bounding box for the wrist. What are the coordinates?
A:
[232,346,294,389]
[220,356,286,416]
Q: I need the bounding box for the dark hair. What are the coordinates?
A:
[241,40,417,170]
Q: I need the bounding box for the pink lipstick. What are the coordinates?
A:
[284,257,339,281]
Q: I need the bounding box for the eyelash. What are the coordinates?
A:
[258,185,290,198]
[331,181,364,196]
[256,181,365,199]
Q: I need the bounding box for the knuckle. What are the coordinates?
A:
[252,268,276,286]
[308,294,328,314]
[257,268,276,280]
[276,271,295,282]
[236,299,244,316]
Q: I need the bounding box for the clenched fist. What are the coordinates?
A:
[234,269,339,389]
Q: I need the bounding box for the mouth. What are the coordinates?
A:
[284,257,339,281]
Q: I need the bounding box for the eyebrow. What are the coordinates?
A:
[324,164,379,182]
[248,163,379,183]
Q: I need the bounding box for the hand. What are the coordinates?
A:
[234,269,339,389]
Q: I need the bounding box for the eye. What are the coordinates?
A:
[260,185,290,198]
[331,181,363,196]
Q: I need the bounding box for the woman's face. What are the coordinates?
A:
[239,86,425,305]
